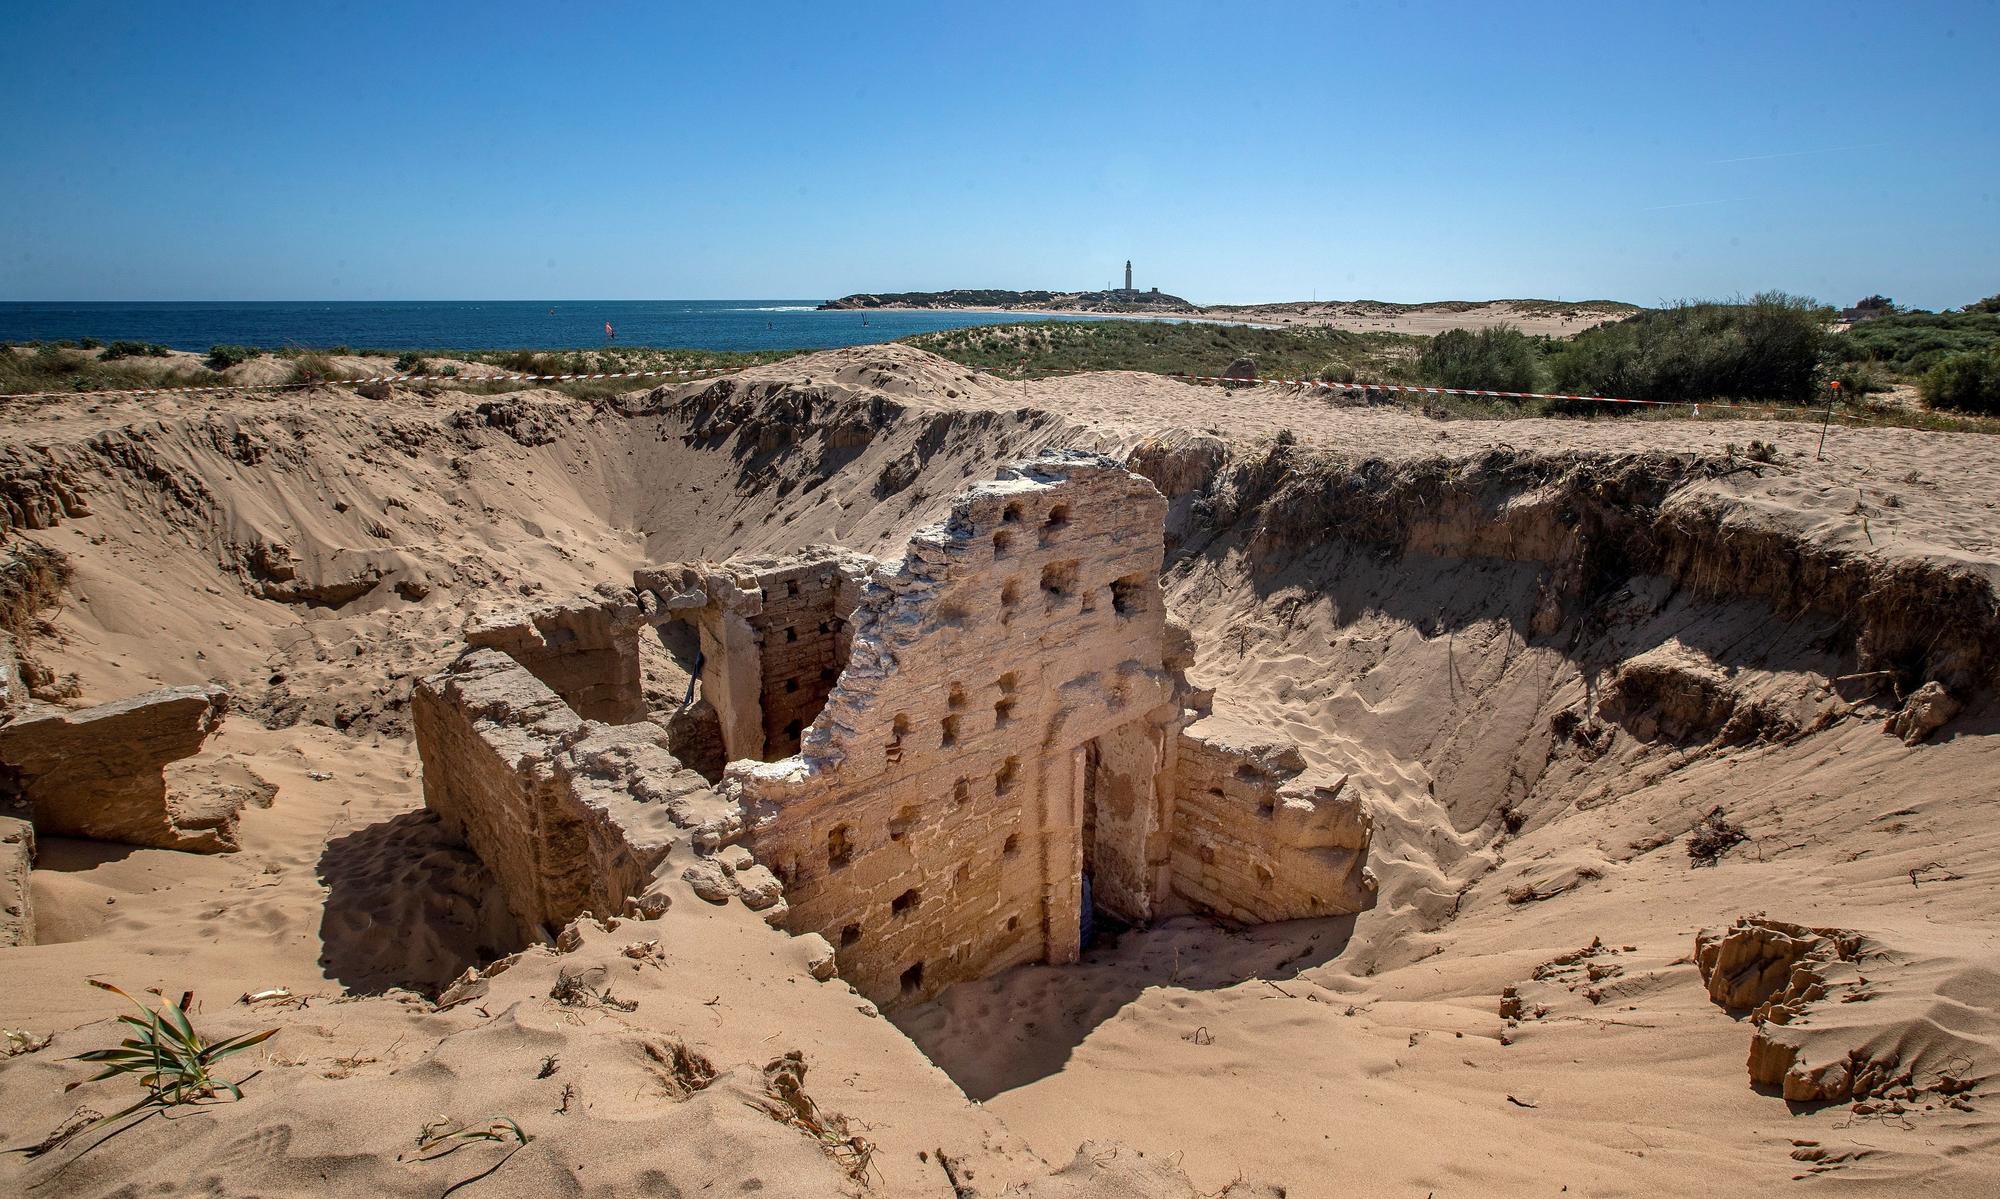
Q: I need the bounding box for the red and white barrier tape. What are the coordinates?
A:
[6,359,1886,427]
[1168,372,1884,424]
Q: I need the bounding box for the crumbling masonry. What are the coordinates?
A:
[414,452,1374,1006]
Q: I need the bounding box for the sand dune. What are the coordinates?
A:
[1,343,1994,1196]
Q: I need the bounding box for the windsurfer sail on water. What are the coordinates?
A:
[604,320,615,341]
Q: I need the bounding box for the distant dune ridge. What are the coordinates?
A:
[820,290,1642,337]
[820,287,1198,313]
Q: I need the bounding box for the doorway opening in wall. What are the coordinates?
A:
[1078,739,1134,952]
[641,619,728,782]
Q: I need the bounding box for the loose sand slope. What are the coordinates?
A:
[0,344,1994,1196]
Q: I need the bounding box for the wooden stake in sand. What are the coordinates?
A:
[1817,379,1840,461]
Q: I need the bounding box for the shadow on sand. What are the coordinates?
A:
[315,810,519,996]
[891,912,1356,1101]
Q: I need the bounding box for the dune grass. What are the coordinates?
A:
[0,344,230,396]
[13,982,276,1160]
[907,319,1424,384]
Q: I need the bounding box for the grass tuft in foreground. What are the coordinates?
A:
[11,981,276,1159]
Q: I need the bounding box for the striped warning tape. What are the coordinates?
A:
[0,363,744,401]
[1165,371,1889,425]
[4,358,1893,427]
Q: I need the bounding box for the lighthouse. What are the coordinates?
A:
[1124,260,1133,291]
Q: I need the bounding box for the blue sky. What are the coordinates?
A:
[1,1,1993,307]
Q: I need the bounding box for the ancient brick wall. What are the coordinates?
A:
[413,648,708,942]
[464,588,647,725]
[730,453,1190,1006]
[1170,722,1374,923]
[635,550,869,764]
[748,558,858,758]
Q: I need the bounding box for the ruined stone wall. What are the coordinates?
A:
[1170,722,1374,924]
[413,648,714,941]
[635,550,869,763]
[1,813,31,948]
[417,457,1376,1010]
[0,685,238,852]
[730,453,1188,1006]
[748,558,859,758]
[464,587,647,725]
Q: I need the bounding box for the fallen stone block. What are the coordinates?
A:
[0,685,238,851]
[683,858,735,904]
[1885,680,1960,745]
[1694,916,1861,1013]
[799,932,838,981]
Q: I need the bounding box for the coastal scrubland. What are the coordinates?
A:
[10,291,1998,429]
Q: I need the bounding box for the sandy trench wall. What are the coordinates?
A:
[729,453,1192,1006]
[412,647,705,943]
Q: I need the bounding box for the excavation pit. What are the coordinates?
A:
[414,451,1376,1008]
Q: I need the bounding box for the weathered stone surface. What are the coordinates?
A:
[1695,916,1861,1012]
[1600,641,1737,742]
[683,858,735,904]
[466,586,648,724]
[1171,718,1375,923]
[798,931,838,980]
[1696,916,1878,1101]
[1885,680,1961,745]
[0,685,238,851]
[665,696,727,781]
[1,813,32,947]
[413,648,729,941]
[733,864,784,910]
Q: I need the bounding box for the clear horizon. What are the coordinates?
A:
[3,2,1994,311]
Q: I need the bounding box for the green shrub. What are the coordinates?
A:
[1968,294,2000,314]
[1829,362,1887,396]
[101,340,171,361]
[78,337,102,350]
[1825,310,2000,374]
[1920,348,2000,414]
[1417,327,1543,393]
[1549,293,1826,404]
[206,344,255,370]
[393,351,427,374]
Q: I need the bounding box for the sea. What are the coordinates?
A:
[0,300,1115,354]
